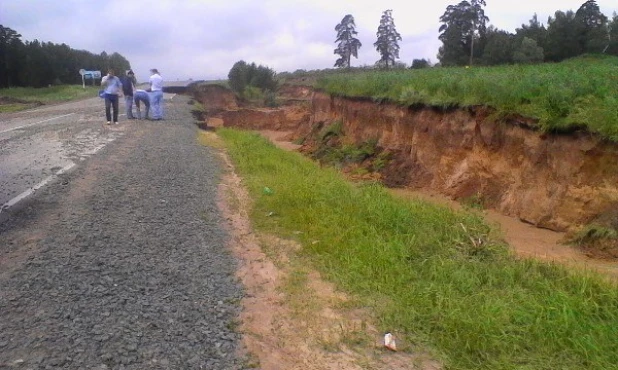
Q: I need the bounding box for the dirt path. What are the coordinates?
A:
[259,130,618,281]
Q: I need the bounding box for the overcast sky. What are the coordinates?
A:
[2,0,617,82]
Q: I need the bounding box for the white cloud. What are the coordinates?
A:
[1,0,616,81]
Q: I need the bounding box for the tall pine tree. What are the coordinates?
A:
[374,10,402,68]
[334,14,362,68]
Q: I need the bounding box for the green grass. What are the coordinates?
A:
[218,128,618,370]
[0,103,32,113]
[315,55,618,142]
[0,85,100,104]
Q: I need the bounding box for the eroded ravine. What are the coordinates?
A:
[190,83,618,278]
[259,130,618,280]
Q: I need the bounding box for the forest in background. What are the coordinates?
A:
[0,25,131,88]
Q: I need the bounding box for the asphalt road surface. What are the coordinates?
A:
[0,98,124,214]
[0,94,245,369]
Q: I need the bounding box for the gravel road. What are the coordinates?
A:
[0,95,245,369]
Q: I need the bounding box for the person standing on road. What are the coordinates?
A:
[149,68,164,120]
[133,89,151,120]
[120,70,137,119]
[100,69,123,125]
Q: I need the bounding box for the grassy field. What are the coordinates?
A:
[0,85,100,112]
[314,55,618,142]
[217,128,618,369]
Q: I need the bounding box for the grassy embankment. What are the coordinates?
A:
[0,85,99,112]
[315,55,618,142]
[217,128,618,369]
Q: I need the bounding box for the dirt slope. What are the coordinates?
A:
[299,92,618,233]
[194,84,618,258]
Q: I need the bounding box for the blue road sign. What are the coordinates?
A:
[79,69,102,88]
[83,71,101,79]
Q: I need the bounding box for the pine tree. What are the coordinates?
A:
[334,14,362,68]
[374,10,402,68]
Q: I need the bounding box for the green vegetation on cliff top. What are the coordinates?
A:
[315,55,618,141]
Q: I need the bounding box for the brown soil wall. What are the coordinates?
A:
[189,84,239,111]
[197,87,618,232]
[220,106,310,131]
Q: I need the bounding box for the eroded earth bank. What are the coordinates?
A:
[190,83,618,263]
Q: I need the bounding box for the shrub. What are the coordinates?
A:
[228,60,277,97]
[228,60,249,96]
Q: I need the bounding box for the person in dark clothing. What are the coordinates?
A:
[120,70,137,119]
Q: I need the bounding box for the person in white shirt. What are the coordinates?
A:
[148,68,164,120]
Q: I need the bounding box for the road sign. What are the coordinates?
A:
[83,71,101,79]
[79,69,102,88]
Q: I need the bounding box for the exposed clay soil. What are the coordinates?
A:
[302,93,618,235]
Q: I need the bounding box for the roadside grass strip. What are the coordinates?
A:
[0,85,100,104]
[218,128,618,370]
[0,103,30,113]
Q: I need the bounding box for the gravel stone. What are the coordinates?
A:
[0,95,246,369]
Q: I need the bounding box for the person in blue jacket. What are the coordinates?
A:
[133,89,151,120]
[100,69,123,125]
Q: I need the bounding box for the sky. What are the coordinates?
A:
[2,0,617,82]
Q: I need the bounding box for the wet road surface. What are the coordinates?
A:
[0,97,127,216]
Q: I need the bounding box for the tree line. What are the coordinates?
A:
[0,25,131,88]
[438,0,618,66]
[334,0,618,69]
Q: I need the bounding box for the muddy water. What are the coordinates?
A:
[261,130,618,281]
